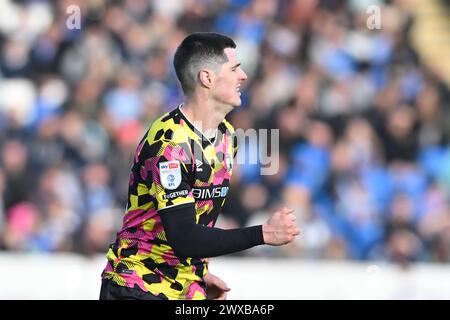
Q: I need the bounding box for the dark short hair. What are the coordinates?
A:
[173,32,236,95]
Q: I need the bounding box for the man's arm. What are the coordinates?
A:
[160,204,299,258]
[160,203,263,258]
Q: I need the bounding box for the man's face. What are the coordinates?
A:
[211,48,248,107]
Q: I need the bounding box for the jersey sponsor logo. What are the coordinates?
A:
[162,189,189,200]
[159,160,182,190]
[192,186,229,199]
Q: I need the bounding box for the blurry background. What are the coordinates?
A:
[1,0,450,299]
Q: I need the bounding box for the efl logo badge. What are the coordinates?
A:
[159,160,181,190]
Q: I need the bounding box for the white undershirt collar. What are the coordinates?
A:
[178,104,219,146]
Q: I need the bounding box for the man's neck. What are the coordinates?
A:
[181,95,233,139]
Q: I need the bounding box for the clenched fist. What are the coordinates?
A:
[262,207,300,245]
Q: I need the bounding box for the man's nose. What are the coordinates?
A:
[240,70,248,81]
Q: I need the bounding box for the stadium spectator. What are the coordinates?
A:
[0,0,449,267]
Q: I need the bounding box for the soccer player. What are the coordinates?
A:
[100,32,300,300]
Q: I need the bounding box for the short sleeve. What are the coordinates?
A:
[142,140,195,211]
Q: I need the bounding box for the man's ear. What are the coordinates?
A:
[198,69,214,89]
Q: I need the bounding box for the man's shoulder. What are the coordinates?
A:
[221,118,236,134]
[146,107,190,144]
[133,107,192,160]
[220,118,239,153]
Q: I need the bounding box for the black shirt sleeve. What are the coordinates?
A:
[159,203,265,258]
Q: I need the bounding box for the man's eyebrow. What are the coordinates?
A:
[231,63,241,69]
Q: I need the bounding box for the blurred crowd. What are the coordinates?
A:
[1,0,450,266]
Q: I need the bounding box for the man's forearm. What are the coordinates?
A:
[160,204,264,258]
